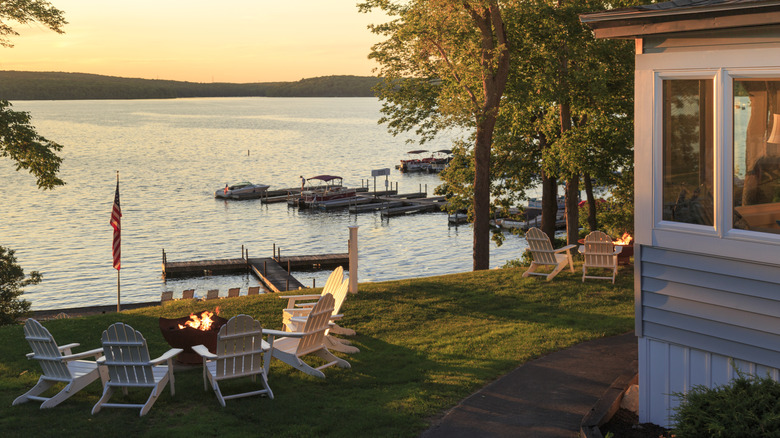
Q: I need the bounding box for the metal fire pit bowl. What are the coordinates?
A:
[616,243,634,265]
[159,314,228,365]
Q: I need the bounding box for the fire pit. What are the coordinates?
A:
[613,233,634,265]
[159,309,227,365]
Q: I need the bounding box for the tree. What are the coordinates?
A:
[0,247,39,325]
[361,0,510,270]
[1,0,67,323]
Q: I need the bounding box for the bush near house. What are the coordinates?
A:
[671,373,780,437]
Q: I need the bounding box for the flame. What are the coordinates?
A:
[613,232,633,246]
[178,307,220,331]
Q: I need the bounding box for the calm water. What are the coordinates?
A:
[1,97,530,310]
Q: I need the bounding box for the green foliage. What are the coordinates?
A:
[0,268,634,436]
[671,372,780,438]
[0,72,381,100]
[0,99,64,189]
[0,246,37,326]
[0,0,66,48]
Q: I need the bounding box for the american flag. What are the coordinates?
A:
[110,178,122,270]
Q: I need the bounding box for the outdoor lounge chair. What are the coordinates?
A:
[182,289,195,300]
[521,227,576,281]
[247,286,260,295]
[13,318,107,409]
[206,289,220,300]
[279,265,356,337]
[192,314,274,406]
[227,287,240,298]
[263,293,350,379]
[283,278,358,354]
[92,322,182,416]
[578,230,623,284]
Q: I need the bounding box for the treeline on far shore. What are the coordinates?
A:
[0,71,382,100]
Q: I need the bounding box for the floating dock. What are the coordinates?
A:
[162,249,348,293]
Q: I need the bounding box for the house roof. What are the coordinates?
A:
[580,0,780,39]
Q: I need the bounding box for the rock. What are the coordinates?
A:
[621,384,640,413]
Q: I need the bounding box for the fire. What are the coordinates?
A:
[178,307,220,331]
[613,232,633,246]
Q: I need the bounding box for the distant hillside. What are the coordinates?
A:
[0,71,381,100]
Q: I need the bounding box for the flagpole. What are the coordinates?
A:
[112,170,121,313]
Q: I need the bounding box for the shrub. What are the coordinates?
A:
[0,245,38,325]
[671,372,780,437]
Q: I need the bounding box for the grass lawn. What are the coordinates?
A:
[0,264,635,437]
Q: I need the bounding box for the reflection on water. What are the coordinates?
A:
[1,97,530,310]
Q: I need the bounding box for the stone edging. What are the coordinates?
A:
[580,372,639,438]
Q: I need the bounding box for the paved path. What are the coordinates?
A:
[421,332,637,438]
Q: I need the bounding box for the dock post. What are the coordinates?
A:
[272,243,275,258]
[348,225,359,294]
[264,260,267,276]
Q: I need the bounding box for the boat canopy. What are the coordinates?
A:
[307,175,343,182]
[434,149,452,154]
[406,150,429,154]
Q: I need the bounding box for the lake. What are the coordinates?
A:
[0,97,531,310]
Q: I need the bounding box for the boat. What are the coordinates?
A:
[289,175,358,208]
[215,181,270,200]
[398,150,429,173]
[425,149,452,173]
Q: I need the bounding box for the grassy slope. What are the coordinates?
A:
[0,265,634,437]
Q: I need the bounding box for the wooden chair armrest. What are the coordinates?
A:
[191,344,216,359]
[263,328,304,339]
[296,302,317,308]
[330,313,344,321]
[149,348,183,365]
[279,294,321,308]
[61,347,104,362]
[554,244,576,253]
[58,343,80,355]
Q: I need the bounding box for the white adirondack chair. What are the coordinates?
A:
[13,318,107,409]
[192,314,274,406]
[284,279,358,354]
[522,227,576,281]
[279,266,356,338]
[92,322,182,416]
[578,230,623,284]
[263,293,350,379]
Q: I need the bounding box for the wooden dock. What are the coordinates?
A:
[247,257,306,293]
[162,250,349,294]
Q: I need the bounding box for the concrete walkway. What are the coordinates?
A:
[420,332,638,438]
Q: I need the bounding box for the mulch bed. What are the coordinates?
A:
[600,408,674,438]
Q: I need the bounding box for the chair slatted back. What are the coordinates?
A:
[101,323,155,386]
[526,227,557,265]
[322,266,344,296]
[247,286,260,295]
[23,319,70,381]
[227,288,240,298]
[182,289,195,299]
[214,315,264,379]
[297,294,335,356]
[584,231,615,268]
[332,278,350,315]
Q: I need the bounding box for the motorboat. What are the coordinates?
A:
[289,175,358,208]
[215,181,270,200]
[398,150,429,173]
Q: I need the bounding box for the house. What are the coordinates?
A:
[581,0,780,427]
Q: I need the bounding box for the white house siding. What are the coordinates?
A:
[637,245,780,426]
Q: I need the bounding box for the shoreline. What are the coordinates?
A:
[31,301,161,320]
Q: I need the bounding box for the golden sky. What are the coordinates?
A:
[1,0,384,83]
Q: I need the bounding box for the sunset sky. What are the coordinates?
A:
[1,0,385,83]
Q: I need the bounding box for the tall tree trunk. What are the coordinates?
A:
[565,176,579,245]
[473,121,494,271]
[468,3,509,271]
[541,172,558,242]
[583,172,597,231]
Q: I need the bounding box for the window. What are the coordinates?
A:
[662,79,714,226]
[733,79,780,235]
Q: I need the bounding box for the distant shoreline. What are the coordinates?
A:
[0,71,381,101]
[31,301,161,320]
